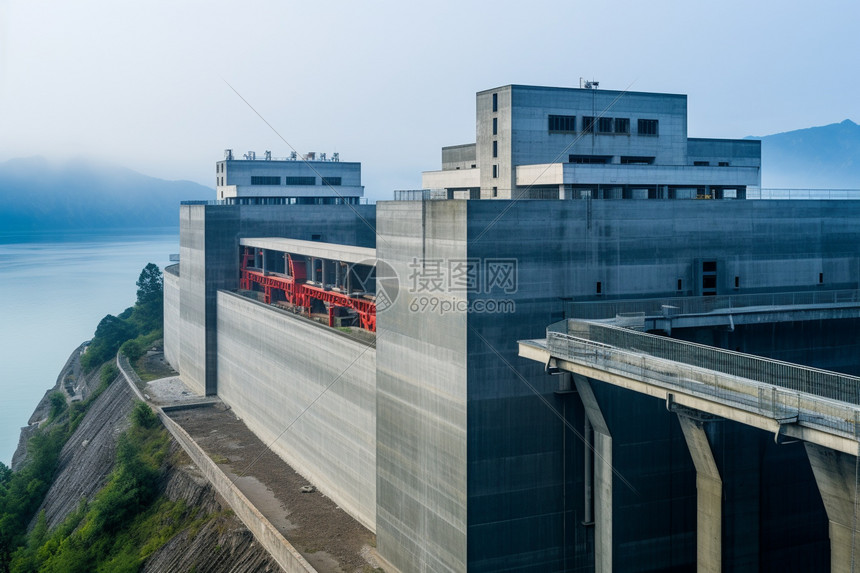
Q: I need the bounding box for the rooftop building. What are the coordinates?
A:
[422,84,761,200]
[216,149,364,205]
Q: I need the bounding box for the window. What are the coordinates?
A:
[492,141,498,158]
[614,118,630,134]
[597,117,613,133]
[620,156,655,165]
[638,119,659,136]
[719,161,730,167]
[320,177,342,186]
[251,176,281,185]
[596,281,602,294]
[694,161,710,166]
[493,117,498,135]
[492,165,498,178]
[582,116,595,133]
[284,176,316,185]
[548,115,576,132]
[569,155,611,164]
[734,276,740,288]
[677,279,683,291]
[819,272,824,284]
[492,186,498,198]
[492,93,498,112]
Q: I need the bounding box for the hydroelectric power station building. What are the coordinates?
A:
[164,84,860,572]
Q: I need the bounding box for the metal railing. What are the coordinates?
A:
[751,189,860,200]
[180,200,228,206]
[546,328,860,441]
[393,189,450,201]
[566,289,860,320]
[548,319,860,406]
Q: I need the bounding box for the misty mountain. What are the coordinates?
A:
[0,157,213,232]
[755,119,860,189]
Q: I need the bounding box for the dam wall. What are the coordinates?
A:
[215,290,377,531]
[164,264,181,371]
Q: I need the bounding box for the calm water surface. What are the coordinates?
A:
[0,229,178,465]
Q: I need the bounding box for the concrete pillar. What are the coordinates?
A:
[677,414,722,573]
[261,249,267,275]
[805,442,860,572]
[310,257,317,284]
[573,375,612,573]
[321,259,328,289]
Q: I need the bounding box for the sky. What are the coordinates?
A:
[1,0,858,202]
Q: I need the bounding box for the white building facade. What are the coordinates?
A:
[216,150,364,205]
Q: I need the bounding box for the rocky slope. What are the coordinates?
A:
[10,347,281,572]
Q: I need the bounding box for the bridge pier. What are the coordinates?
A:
[805,443,860,573]
[677,413,722,573]
[573,374,612,573]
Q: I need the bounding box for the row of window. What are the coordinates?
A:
[568,155,656,165]
[548,115,658,136]
[249,176,343,186]
[226,197,358,205]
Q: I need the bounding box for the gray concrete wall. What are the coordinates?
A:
[216,291,377,532]
[442,144,477,171]
[375,198,860,571]
[687,138,761,167]
[178,204,220,396]
[163,264,181,371]
[376,201,470,573]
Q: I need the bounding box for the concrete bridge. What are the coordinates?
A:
[519,319,860,572]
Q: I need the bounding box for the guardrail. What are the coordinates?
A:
[751,189,860,200]
[180,200,228,206]
[546,330,860,441]
[553,320,860,404]
[115,353,317,573]
[545,321,860,441]
[393,189,450,201]
[565,289,860,320]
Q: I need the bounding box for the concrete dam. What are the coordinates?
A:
[165,197,860,572]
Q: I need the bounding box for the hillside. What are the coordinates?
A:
[0,157,212,231]
[755,119,860,188]
[5,349,278,572]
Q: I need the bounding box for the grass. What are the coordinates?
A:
[7,402,221,573]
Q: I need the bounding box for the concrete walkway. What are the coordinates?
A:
[119,354,386,573]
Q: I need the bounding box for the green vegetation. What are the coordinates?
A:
[0,360,120,572]
[0,265,169,572]
[81,263,164,372]
[6,402,220,573]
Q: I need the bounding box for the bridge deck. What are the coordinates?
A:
[519,320,860,455]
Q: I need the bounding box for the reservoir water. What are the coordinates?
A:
[0,229,178,465]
